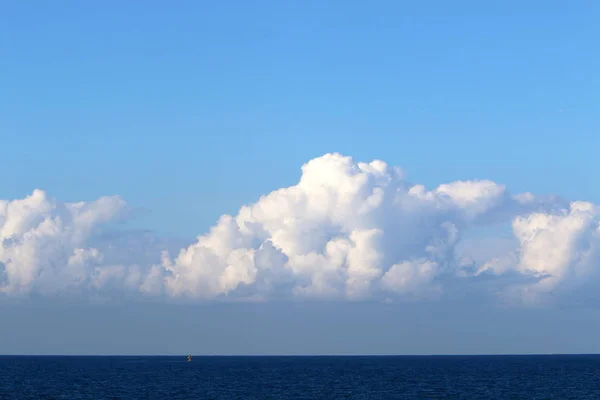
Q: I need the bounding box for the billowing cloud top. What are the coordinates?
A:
[1,153,599,306]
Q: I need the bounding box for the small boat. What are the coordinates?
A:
[187,354,192,362]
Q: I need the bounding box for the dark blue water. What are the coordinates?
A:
[2,355,600,399]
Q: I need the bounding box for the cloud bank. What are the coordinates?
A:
[2,153,599,306]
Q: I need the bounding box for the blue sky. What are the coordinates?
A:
[3,0,599,236]
[2,1,600,354]
[3,301,600,355]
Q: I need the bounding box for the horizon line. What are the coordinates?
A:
[2,353,599,357]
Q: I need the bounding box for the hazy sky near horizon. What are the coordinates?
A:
[1,1,600,354]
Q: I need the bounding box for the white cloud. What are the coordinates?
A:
[478,201,600,305]
[155,153,592,304]
[2,153,599,306]
[0,189,129,296]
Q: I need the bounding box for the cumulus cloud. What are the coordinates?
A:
[157,153,592,305]
[2,153,599,306]
[0,189,128,296]
[478,201,600,305]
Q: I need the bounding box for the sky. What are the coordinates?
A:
[1,1,600,355]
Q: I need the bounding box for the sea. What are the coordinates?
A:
[1,355,600,399]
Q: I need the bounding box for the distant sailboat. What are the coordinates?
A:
[187,354,192,362]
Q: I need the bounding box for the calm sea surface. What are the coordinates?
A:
[1,355,600,399]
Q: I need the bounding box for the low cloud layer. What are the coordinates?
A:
[2,153,599,306]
